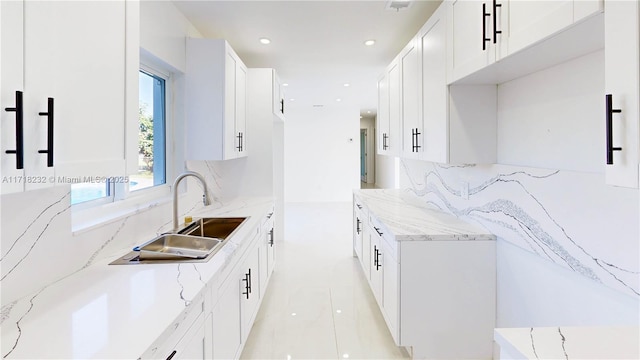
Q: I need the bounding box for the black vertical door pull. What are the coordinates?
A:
[4,90,24,169]
[373,246,378,267]
[411,128,415,152]
[605,94,623,165]
[493,0,502,43]
[37,97,54,167]
[482,3,491,51]
[269,228,274,246]
[247,268,252,294]
[356,218,361,234]
[236,132,243,152]
[413,128,421,152]
[242,271,250,299]
[280,98,284,115]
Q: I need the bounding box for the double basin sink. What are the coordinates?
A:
[110,217,247,265]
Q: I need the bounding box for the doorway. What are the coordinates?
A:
[360,129,367,183]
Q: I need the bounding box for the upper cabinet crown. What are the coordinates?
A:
[186,39,248,161]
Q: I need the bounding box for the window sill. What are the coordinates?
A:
[71,186,181,235]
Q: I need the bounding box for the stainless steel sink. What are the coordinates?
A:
[138,234,222,260]
[109,217,248,265]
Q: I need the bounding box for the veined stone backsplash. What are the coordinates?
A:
[0,161,229,306]
[400,159,639,298]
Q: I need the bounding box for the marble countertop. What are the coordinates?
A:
[494,326,640,359]
[1,197,274,359]
[354,189,495,241]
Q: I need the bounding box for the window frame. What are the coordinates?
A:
[71,58,176,231]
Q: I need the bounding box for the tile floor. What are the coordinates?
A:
[240,202,409,360]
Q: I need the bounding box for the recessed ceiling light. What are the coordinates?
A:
[290,98,295,101]
[367,111,371,114]
[364,39,376,46]
[343,83,350,87]
[282,83,289,87]
[360,115,363,119]
[336,98,342,102]
[259,37,271,45]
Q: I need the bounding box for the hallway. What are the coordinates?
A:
[240,202,408,359]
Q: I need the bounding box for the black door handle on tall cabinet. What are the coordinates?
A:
[4,90,24,169]
[492,0,502,43]
[37,97,54,167]
[605,94,623,165]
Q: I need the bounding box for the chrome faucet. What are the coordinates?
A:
[173,171,211,230]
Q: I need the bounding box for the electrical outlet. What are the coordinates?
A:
[460,181,469,200]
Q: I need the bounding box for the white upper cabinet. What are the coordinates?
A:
[1,1,131,194]
[449,0,498,82]
[377,58,401,157]
[604,0,639,188]
[186,39,248,161]
[399,37,422,159]
[449,0,604,84]
[272,70,286,121]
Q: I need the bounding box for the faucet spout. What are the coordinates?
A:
[172,171,211,230]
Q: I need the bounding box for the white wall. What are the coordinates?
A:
[284,104,360,202]
[398,52,639,327]
[376,155,398,189]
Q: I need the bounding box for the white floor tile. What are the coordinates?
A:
[240,202,409,360]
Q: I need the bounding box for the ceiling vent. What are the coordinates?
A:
[386,0,412,11]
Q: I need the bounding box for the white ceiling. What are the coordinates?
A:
[171,0,442,117]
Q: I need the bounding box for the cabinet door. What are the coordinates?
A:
[27,1,126,181]
[361,223,371,281]
[273,71,285,120]
[266,217,276,278]
[0,0,25,194]
[421,8,448,164]
[388,60,401,156]
[400,38,422,159]
[235,61,248,157]
[353,208,363,260]
[240,243,261,341]
[369,228,383,307]
[377,73,390,155]
[171,317,206,360]
[380,238,399,344]
[501,0,573,56]
[604,0,639,188]
[212,271,242,359]
[449,0,496,81]
[224,51,238,159]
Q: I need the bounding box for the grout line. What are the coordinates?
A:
[328,288,341,360]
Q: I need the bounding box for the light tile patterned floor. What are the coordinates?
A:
[240,202,409,360]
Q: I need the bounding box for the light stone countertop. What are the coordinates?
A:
[1,197,274,359]
[494,326,640,359]
[354,189,495,241]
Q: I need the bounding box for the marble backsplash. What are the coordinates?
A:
[400,159,639,298]
[0,161,229,306]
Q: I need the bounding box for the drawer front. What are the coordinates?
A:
[369,215,398,262]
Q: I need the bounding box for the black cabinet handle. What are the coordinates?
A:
[382,133,389,150]
[482,3,491,51]
[412,128,421,152]
[373,245,378,267]
[242,271,250,299]
[269,228,274,246]
[166,350,177,360]
[493,0,502,44]
[236,132,244,152]
[605,94,623,165]
[356,204,362,210]
[280,98,284,114]
[267,212,274,219]
[37,97,54,167]
[373,226,383,236]
[356,218,361,234]
[4,90,24,169]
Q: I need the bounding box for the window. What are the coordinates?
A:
[131,70,166,191]
[70,65,170,207]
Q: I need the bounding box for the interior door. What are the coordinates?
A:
[360,129,367,182]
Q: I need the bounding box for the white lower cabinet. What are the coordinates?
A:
[211,271,242,359]
[171,316,207,360]
[355,205,496,359]
[240,241,261,341]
